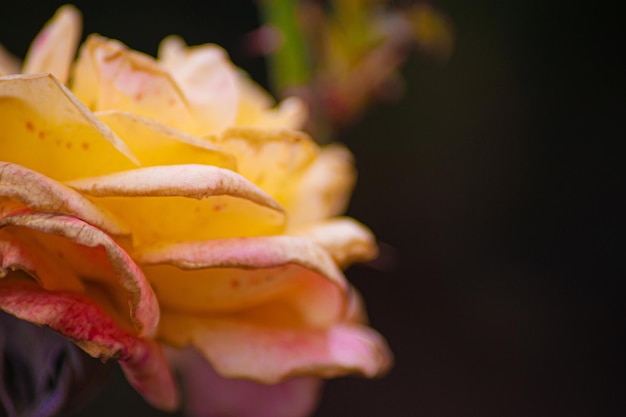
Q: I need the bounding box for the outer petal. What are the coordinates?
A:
[67,165,285,248]
[0,44,20,75]
[286,144,356,229]
[0,162,127,236]
[289,217,378,267]
[0,73,138,181]
[0,211,157,337]
[96,111,235,169]
[158,36,239,134]
[206,127,319,205]
[159,313,392,384]
[0,281,178,411]
[137,236,346,325]
[22,5,81,84]
[72,36,198,134]
[167,346,321,417]
[235,74,308,130]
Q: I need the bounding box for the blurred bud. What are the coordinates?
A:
[0,311,111,417]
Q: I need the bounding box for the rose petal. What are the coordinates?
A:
[286,144,356,229]
[0,73,138,181]
[138,236,346,326]
[234,74,308,130]
[160,313,392,383]
[205,127,319,204]
[0,44,20,75]
[0,280,178,411]
[66,165,285,248]
[22,5,81,84]
[0,212,157,337]
[96,110,235,169]
[0,162,127,236]
[158,36,239,134]
[167,346,321,417]
[72,36,198,134]
[289,217,378,267]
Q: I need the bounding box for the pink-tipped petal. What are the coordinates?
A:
[0,280,178,411]
[139,236,346,326]
[0,162,128,235]
[22,5,81,83]
[158,36,239,134]
[0,211,157,337]
[66,165,286,248]
[160,313,393,384]
[167,346,321,417]
[290,217,379,267]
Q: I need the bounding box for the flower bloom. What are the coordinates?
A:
[0,5,392,415]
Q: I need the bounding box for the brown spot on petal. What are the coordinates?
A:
[25,121,35,132]
[38,131,46,140]
[230,279,240,289]
[66,142,73,149]
[81,142,90,150]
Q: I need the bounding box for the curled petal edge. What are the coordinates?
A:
[0,280,179,411]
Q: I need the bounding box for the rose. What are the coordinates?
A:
[0,5,392,415]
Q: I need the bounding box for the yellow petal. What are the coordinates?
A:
[0,162,128,235]
[158,36,239,134]
[72,35,197,133]
[289,217,378,267]
[96,110,235,169]
[22,5,82,84]
[235,74,308,130]
[160,314,392,384]
[285,144,356,229]
[0,211,158,337]
[0,73,138,181]
[206,127,319,204]
[66,165,285,248]
[138,236,346,326]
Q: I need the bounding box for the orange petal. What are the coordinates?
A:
[66,165,285,248]
[289,217,378,267]
[0,73,138,181]
[0,280,178,411]
[22,5,82,84]
[0,211,157,337]
[285,144,356,229]
[138,236,346,326]
[160,312,392,384]
[158,36,239,134]
[72,36,198,134]
[206,127,319,205]
[96,110,235,169]
[0,162,127,235]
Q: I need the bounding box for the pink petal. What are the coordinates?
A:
[0,280,178,411]
[167,346,321,417]
[22,5,82,84]
[0,211,157,337]
[160,312,393,384]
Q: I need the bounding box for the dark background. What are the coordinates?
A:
[1,1,622,416]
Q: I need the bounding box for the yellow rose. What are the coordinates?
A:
[0,5,392,414]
